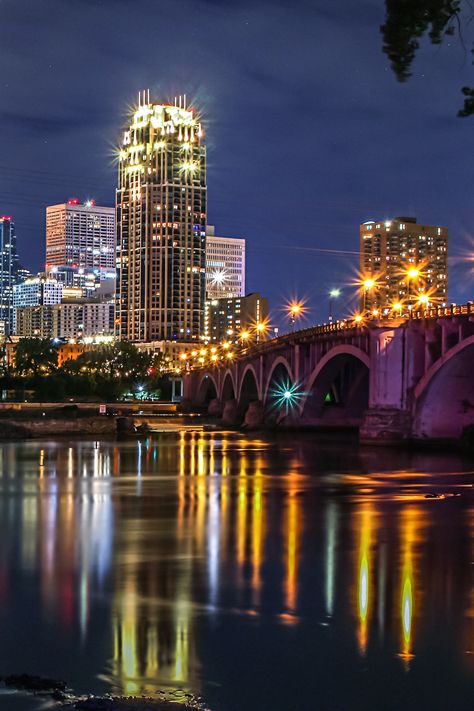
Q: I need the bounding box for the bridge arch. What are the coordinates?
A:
[263,356,295,405]
[300,345,370,425]
[221,369,237,402]
[414,334,474,439]
[237,364,260,416]
[195,372,219,406]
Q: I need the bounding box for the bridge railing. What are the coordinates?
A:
[239,303,474,357]
[190,303,474,369]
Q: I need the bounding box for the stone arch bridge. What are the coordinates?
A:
[183,305,474,443]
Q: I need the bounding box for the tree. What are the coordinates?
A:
[15,338,58,377]
[381,0,474,116]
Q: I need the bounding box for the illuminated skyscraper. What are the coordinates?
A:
[205,226,245,299]
[46,199,116,271]
[116,92,206,342]
[0,215,19,333]
[360,217,448,310]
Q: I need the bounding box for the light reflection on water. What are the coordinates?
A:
[1,433,474,710]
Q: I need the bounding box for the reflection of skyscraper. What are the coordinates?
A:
[116,93,207,342]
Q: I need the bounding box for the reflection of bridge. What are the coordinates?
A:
[184,305,474,442]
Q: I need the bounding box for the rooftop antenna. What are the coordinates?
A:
[184,93,187,110]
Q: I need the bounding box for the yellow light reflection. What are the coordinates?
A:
[399,506,419,668]
[356,505,374,655]
[284,482,301,617]
[251,457,265,604]
[237,455,248,566]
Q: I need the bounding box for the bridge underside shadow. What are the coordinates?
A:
[238,368,259,419]
[196,375,218,407]
[301,354,369,428]
[414,342,474,440]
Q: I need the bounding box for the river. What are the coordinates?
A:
[0,432,474,710]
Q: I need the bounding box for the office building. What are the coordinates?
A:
[116,93,206,342]
[46,264,116,300]
[15,301,114,340]
[12,277,63,333]
[205,226,245,299]
[13,277,63,310]
[46,199,116,270]
[17,266,32,284]
[204,292,268,342]
[360,217,448,310]
[0,215,19,333]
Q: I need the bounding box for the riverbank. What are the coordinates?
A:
[0,403,207,439]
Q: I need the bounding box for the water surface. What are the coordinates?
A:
[0,432,474,710]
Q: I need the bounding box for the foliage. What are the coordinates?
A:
[381,0,474,116]
[9,339,166,402]
[15,338,58,376]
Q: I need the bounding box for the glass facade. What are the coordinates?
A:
[0,217,19,333]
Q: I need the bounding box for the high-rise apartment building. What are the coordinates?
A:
[46,199,115,271]
[116,93,207,342]
[204,292,268,342]
[205,226,245,299]
[0,216,19,333]
[360,217,448,310]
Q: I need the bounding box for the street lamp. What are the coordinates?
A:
[329,288,341,322]
[418,293,429,312]
[256,322,266,342]
[405,267,420,311]
[288,302,303,330]
[362,278,375,312]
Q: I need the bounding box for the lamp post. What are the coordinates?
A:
[362,278,375,313]
[406,267,420,314]
[418,293,429,314]
[256,322,266,342]
[329,289,341,322]
[288,302,302,331]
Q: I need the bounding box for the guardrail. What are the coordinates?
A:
[190,303,474,369]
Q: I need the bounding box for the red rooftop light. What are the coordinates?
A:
[67,198,79,205]
[0,216,12,221]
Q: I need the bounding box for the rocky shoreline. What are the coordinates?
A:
[0,674,210,710]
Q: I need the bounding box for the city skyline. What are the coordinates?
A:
[2,0,474,328]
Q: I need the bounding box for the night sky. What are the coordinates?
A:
[1,0,474,328]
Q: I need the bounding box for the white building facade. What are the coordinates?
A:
[205,226,245,299]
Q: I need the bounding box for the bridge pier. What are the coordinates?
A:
[360,408,412,444]
[243,400,265,430]
[357,325,416,444]
[222,399,238,425]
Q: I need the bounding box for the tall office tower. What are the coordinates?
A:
[0,216,19,333]
[360,217,448,311]
[46,199,116,271]
[116,93,207,342]
[205,226,245,299]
